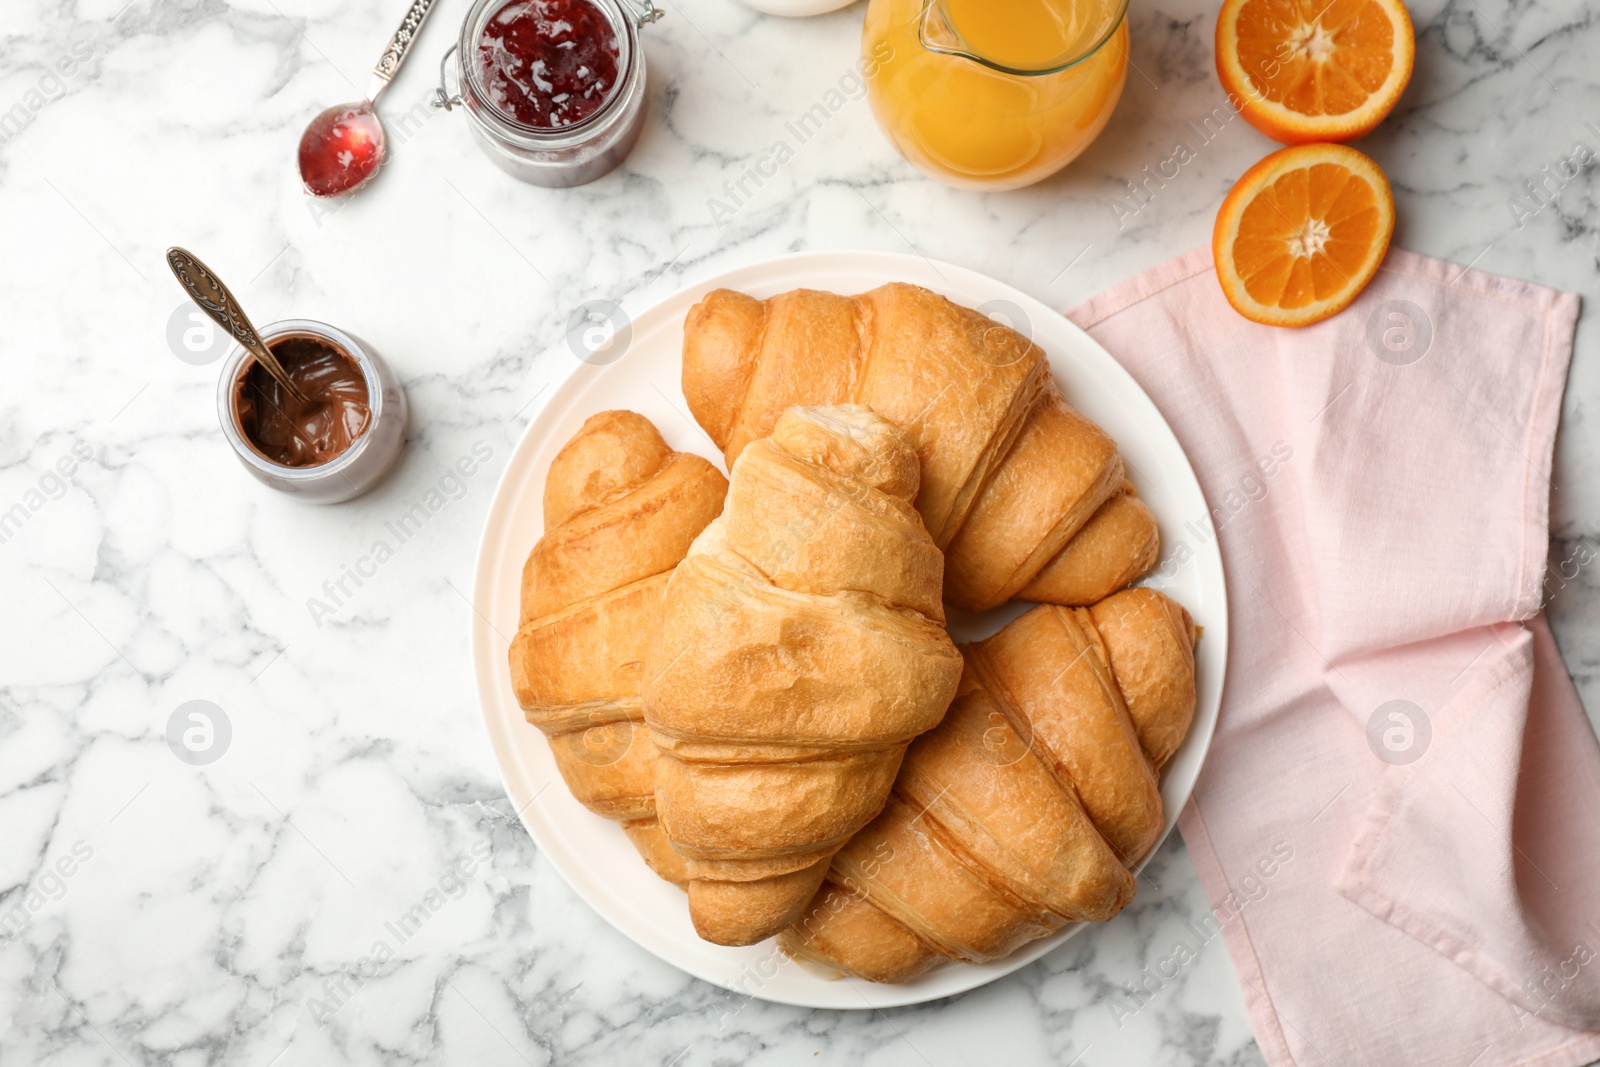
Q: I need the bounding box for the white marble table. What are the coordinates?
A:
[2,0,1596,1063]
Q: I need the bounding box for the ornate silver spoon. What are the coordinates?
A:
[165,247,308,403]
[297,0,441,197]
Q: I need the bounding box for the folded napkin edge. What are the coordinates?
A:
[1177,798,1301,1067]
[1331,631,1563,1020]
[1184,793,1600,1066]
[1067,245,1583,336]
[1512,297,1582,621]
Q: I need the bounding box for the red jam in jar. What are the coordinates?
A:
[474,0,621,129]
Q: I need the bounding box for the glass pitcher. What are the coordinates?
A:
[862,0,1130,190]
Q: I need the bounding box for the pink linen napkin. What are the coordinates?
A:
[1068,246,1600,1067]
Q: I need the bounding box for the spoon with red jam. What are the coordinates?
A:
[298,0,442,197]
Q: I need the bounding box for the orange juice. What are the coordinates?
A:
[862,0,1130,190]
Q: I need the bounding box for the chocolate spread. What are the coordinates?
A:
[235,335,372,467]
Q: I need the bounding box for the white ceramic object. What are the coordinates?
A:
[732,0,858,16]
[470,250,1228,1010]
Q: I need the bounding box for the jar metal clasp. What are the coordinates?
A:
[621,0,664,28]
[432,42,462,111]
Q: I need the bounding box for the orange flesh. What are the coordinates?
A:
[1232,162,1381,309]
[1235,0,1396,116]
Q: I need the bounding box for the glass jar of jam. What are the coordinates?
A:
[435,0,661,187]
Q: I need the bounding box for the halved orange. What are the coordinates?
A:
[1213,143,1394,327]
[1217,0,1415,144]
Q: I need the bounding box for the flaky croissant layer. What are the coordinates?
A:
[644,405,963,946]
[779,588,1199,983]
[682,282,1161,611]
[508,410,728,885]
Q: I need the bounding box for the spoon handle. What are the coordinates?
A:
[165,247,309,404]
[370,0,441,98]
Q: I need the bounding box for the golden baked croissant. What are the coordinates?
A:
[1020,481,1160,605]
[777,588,1198,982]
[508,410,727,884]
[681,282,1161,611]
[642,405,964,946]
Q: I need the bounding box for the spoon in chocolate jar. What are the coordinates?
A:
[297,0,441,197]
[165,247,309,404]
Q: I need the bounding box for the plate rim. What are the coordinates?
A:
[470,248,1228,1010]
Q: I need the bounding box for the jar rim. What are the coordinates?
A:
[458,0,639,142]
[216,320,384,482]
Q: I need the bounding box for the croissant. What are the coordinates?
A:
[778,588,1198,982]
[508,410,727,884]
[1020,481,1160,605]
[681,282,1161,611]
[642,405,964,946]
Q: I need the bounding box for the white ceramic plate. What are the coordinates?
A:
[471,250,1227,1009]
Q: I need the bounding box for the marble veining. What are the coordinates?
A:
[0,0,1597,1063]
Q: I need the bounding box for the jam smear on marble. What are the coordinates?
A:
[474,0,621,129]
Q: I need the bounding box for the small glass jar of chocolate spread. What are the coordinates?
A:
[217,320,407,504]
[433,0,661,187]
